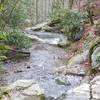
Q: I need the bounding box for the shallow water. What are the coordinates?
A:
[0,41,83,99]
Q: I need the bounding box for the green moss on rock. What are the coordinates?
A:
[89,37,100,65]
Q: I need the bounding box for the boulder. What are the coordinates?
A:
[54,65,86,76]
[0,80,45,100]
[95,20,100,36]
[25,22,48,31]
[25,30,70,46]
[54,51,89,76]
[42,25,55,32]
[91,46,100,68]
[64,83,90,100]
[24,19,32,27]
[42,25,63,33]
[68,50,89,67]
[91,75,100,100]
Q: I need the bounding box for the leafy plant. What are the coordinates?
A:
[0,0,29,30]
[0,30,32,65]
[50,8,66,24]
[61,10,84,41]
[50,7,85,41]
[4,30,32,49]
[0,44,11,67]
[96,52,100,62]
[0,0,32,67]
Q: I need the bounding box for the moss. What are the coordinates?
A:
[96,20,100,29]
[40,94,46,100]
[0,97,2,100]
[89,37,100,65]
[0,86,11,99]
[95,20,100,35]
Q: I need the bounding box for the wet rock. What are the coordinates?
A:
[65,64,86,75]
[64,83,90,100]
[25,22,48,31]
[27,66,31,69]
[59,51,89,76]
[91,75,100,100]
[68,27,84,41]
[25,30,70,46]
[42,25,62,33]
[95,19,100,36]
[0,68,8,75]
[68,50,89,67]
[1,80,45,100]
[91,46,100,68]
[42,25,55,32]
[14,70,23,73]
[55,76,71,86]
[24,19,32,27]
[54,66,67,74]
[54,65,86,76]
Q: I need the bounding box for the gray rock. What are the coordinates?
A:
[54,64,86,76]
[24,19,32,27]
[25,30,70,46]
[91,46,100,68]
[42,25,62,33]
[91,75,100,100]
[25,22,48,31]
[1,80,44,100]
[42,25,54,32]
[55,76,71,86]
[64,83,90,100]
[9,80,35,90]
[68,50,89,67]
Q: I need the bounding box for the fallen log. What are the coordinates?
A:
[3,49,30,61]
[65,72,86,77]
[11,49,30,56]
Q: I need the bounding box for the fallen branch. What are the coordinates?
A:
[3,49,30,61]
[65,72,86,77]
[11,49,30,56]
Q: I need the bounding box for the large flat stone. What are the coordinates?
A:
[91,75,100,100]
[25,30,70,46]
[64,83,90,100]
[1,80,44,100]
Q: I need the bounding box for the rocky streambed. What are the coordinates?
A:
[0,28,100,100]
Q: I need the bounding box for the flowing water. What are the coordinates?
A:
[0,31,83,99]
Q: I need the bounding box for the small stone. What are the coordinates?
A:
[27,66,31,69]
[55,78,68,86]
[14,70,23,73]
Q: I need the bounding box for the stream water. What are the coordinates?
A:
[0,31,83,99]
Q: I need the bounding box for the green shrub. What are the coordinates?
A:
[50,7,66,24]
[61,11,83,40]
[5,30,32,49]
[0,44,11,67]
[50,8,85,41]
[0,0,30,30]
[95,20,100,35]
[0,30,32,65]
[96,52,100,62]
[0,30,32,49]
